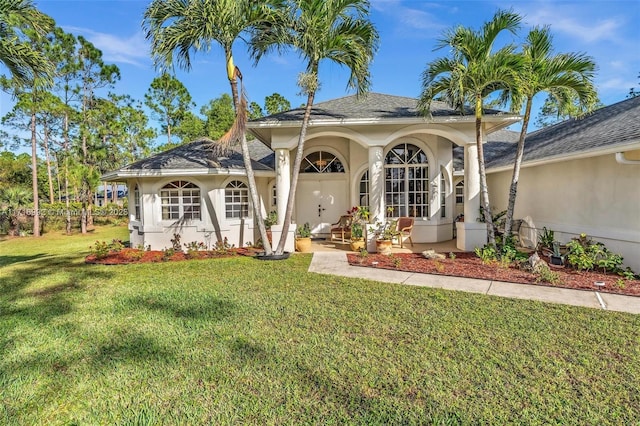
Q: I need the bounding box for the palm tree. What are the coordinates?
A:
[0,186,31,236]
[502,27,597,239]
[419,10,522,248]
[143,0,281,254]
[0,0,53,85]
[251,0,379,255]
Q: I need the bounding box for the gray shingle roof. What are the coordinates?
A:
[118,138,274,172]
[250,92,505,123]
[453,129,520,171]
[487,95,640,169]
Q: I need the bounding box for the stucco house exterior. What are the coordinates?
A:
[103,93,639,270]
[104,93,520,253]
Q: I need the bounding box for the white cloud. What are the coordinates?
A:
[609,60,625,70]
[517,3,624,44]
[372,0,448,38]
[599,76,636,91]
[63,26,150,67]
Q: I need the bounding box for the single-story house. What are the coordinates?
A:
[103,93,639,271]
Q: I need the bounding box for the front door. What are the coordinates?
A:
[296,178,348,236]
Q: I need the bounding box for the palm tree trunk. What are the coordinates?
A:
[240,133,271,254]
[226,61,271,254]
[275,90,316,254]
[475,94,494,247]
[30,111,40,237]
[504,97,532,239]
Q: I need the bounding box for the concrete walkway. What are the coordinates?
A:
[308,252,640,315]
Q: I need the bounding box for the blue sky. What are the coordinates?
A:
[1,0,639,144]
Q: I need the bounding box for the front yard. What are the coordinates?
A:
[1,226,639,424]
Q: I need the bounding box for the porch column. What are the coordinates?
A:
[464,143,480,220]
[368,146,385,252]
[456,142,487,250]
[275,148,290,225]
[368,146,385,223]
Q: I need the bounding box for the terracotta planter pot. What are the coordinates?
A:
[266,229,273,246]
[350,238,365,252]
[375,239,392,255]
[295,237,312,253]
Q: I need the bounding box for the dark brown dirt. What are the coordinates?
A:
[85,247,262,264]
[346,252,640,297]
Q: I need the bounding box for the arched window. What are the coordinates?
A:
[160,180,200,220]
[134,184,141,220]
[300,151,345,173]
[385,143,428,218]
[455,181,464,204]
[359,170,369,208]
[225,180,249,219]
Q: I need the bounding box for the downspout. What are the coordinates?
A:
[615,152,640,165]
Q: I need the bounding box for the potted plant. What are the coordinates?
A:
[295,222,312,252]
[369,219,398,255]
[264,210,277,245]
[349,222,365,251]
[348,206,369,252]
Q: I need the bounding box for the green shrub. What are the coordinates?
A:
[534,263,562,285]
[90,241,110,259]
[475,245,497,264]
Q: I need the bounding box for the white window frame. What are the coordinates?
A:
[440,171,446,218]
[160,180,201,221]
[300,151,345,173]
[225,180,250,219]
[358,170,369,208]
[384,143,429,218]
[456,181,464,205]
[134,184,141,221]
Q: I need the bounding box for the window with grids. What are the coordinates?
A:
[225,180,249,219]
[455,181,464,204]
[440,171,446,218]
[134,185,141,220]
[300,151,345,173]
[359,170,369,208]
[160,181,200,220]
[385,143,429,218]
[272,184,277,209]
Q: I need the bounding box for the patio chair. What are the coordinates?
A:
[329,215,352,243]
[393,217,414,248]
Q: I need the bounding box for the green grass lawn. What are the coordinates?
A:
[1,226,639,425]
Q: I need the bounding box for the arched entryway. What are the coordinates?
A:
[295,149,348,235]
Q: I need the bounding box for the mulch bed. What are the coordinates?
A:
[347,252,640,297]
[85,247,263,265]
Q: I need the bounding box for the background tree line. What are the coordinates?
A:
[0,0,291,236]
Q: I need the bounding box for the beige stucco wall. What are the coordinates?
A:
[127,175,272,250]
[487,153,640,272]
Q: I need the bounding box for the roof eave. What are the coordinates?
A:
[486,140,640,173]
[102,168,275,181]
[247,113,520,129]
